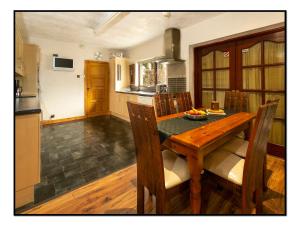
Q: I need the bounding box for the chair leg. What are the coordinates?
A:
[137,182,144,214]
[200,176,211,214]
[263,157,268,192]
[156,192,166,214]
[255,186,263,214]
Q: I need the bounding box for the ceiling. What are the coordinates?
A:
[21,12,222,49]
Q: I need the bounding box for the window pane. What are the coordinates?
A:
[242,68,262,89]
[248,92,262,113]
[264,41,285,64]
[216,91,225,109]
[202,71,214,88]
[265,93,285,119]
[139,63,156,87]
[157,63,167,84]
[215,50,229,68]
[269,119,285,146]
[265,66,285,91]
[202,91,213,108]
[216,70,230,89]
[202,52,214,69]
[242,43,261,66]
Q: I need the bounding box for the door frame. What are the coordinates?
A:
[84,60,109,117]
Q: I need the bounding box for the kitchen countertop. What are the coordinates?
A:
[15,96,41,116]
[116,90,155,97]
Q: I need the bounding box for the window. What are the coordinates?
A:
[138,62,167,91]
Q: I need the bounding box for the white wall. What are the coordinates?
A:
[126,12,285,102]
[126,35,164,63]
[29,37,110,120]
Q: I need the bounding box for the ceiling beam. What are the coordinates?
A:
[93,12,129,36]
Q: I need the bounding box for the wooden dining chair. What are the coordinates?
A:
[222,99,279,158]
[154,93,176,117]
[176,92,193,112]
[221,99,279,191]
[203,100,278,213]
[127,101,190,214]
[224,90,249,113]
[224,90,249,141]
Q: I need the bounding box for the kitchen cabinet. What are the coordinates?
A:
[15,113,41,208]
[109,57,153,121]
[110,57,130,91]
[110,92,138,121]
[22,44,40,96]
[15,14,25,76]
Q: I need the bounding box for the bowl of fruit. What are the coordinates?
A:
[184,108,208,120]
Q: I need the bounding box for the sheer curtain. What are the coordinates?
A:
[264,41,285,146]
[202,91,213,108]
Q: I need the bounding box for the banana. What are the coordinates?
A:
[191,107,206,115]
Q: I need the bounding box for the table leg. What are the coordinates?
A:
[188,154,203,214]
[244,120,254,141]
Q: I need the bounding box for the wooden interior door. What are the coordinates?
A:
[195,43,235,109]
[236,31,285,153]
[85,60,109,117]
[194,28,285,157]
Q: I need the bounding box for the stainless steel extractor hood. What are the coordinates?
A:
[140,28,185,64]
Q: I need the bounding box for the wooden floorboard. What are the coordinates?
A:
[23,155,285,214]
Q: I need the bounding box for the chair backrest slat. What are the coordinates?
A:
[224,90,249,113]
[176,92,193,112]
[242,100,279,211]
[127,101,165,194]
[154,93,176,117]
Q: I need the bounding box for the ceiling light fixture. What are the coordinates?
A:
[94,51,103,60]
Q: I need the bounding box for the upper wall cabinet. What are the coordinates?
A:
[15,13,25,76]
[113,57,130,91]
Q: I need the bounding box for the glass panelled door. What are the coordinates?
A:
[237,31,285,146]
[195,29,285,152]
[264,41,285,146]
[200,44,235,108]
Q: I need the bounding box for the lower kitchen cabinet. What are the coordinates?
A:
[15,113,40,208]
[110,93,153,121]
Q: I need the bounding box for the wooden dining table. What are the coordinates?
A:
[157,111,256,214]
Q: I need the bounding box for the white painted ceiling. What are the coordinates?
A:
[21,12,222,49]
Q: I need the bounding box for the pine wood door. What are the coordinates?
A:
[85,60,109,117]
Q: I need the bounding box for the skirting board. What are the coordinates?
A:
[41,113,112,126]
[110,112,130,122]
[41,115,86,126]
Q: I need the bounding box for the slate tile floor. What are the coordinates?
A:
[34,115,136,204]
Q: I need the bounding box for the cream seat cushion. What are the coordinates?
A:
[235,131,245,140]
[162,150,190,189]
[221,137,249,158]
[204,149,245,186]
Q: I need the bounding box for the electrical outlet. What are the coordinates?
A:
[50,114,55,119]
